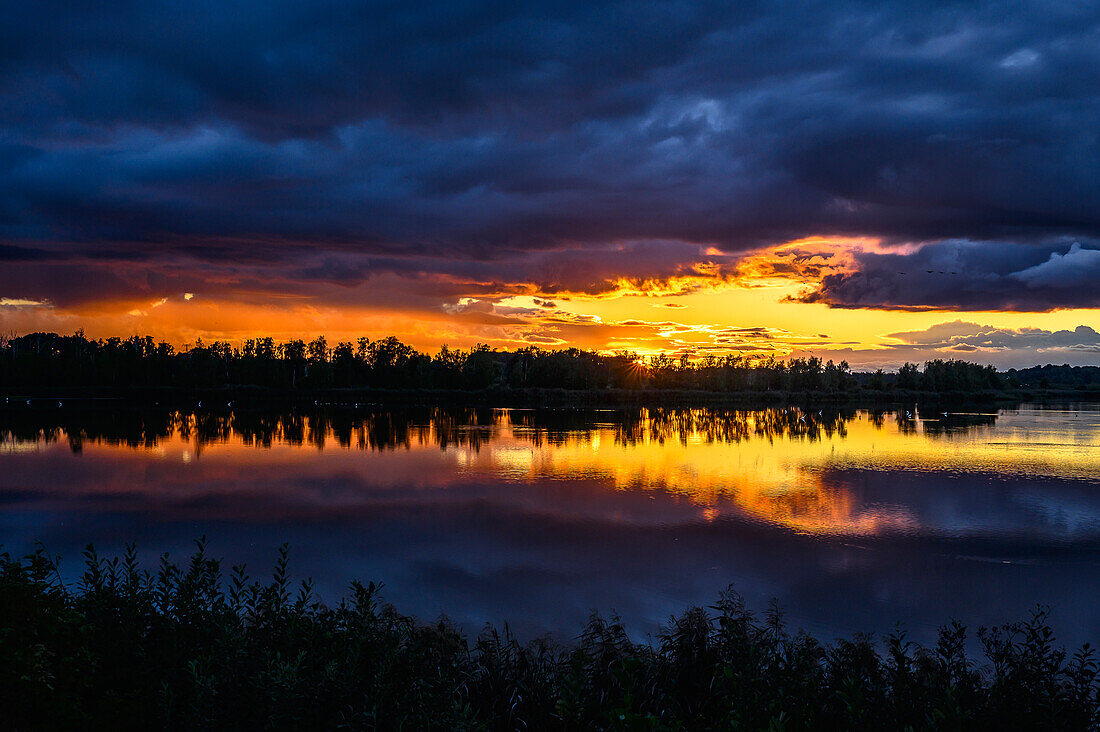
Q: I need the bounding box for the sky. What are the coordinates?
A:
[1,0,1098,368]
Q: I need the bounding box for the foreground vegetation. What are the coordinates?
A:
[3,543,1099,730]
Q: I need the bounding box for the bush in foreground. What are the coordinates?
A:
[2,541,1098,730]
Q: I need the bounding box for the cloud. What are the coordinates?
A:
[773,320,1100,370]
[1011,243,1100,289]
[794,240,1100,311]
[888,321,1100,352]
[0,238,745,315]
[0,1,1098,282]
[1,0,1099,362]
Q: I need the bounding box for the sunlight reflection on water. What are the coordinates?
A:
[1,403,1099,644]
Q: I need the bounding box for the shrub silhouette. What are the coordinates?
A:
[2,542,1098,730]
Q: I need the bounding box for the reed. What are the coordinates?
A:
[3,541,1097,730]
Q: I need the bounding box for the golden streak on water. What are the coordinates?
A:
[3,407,1098,537]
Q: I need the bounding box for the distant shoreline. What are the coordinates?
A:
[3,384,1099,409]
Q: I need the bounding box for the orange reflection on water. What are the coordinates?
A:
[3,406,1098,536]
[445,410,921,535]
[425,408,1099,535]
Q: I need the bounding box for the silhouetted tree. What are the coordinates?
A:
[2,331,1088,395]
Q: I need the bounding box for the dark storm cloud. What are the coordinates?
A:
[1,0,1100,309]
[0,243,56,261]
[796,240,1100,311]
[292,239,737,296]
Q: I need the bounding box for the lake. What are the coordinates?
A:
[2,403,1099,646]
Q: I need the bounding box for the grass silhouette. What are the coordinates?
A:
[3,540,1098,730]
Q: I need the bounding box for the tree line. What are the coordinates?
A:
[0,330,1085,394]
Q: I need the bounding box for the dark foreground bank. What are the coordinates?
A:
[3,544,1099,731]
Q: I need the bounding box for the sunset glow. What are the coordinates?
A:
[6,4,1100,719]
[1,2,1098,368]
[1,239,1096,368]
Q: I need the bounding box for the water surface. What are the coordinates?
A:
[2,404,1099,645]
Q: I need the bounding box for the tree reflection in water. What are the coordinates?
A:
[0,404,999,454]
[3,403,1100,647]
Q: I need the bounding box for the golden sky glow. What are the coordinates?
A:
[4,1,1100,371]
[1,236,1098,368]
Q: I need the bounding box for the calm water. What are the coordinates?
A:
[2,404,1099,645]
